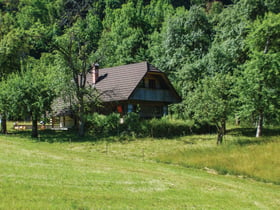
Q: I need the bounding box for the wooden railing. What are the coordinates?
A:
[131,88,178,102]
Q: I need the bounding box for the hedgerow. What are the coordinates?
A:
[86,113,215,139]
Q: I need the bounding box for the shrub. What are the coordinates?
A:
[86,113,121,137]
[86,113,215,139]
[149,117,194,138]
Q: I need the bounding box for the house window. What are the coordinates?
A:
[128,104,133,113]
[149,79,156,89]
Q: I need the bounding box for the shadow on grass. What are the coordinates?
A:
[8,126,280,145]
[8,129,99,143]
[10,129,212,143]
[227,127,256,137]
[227,127,280,137]
[9,129,141,143]
[227,127,280,146]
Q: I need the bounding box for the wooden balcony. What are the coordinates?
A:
[130,88,179,103]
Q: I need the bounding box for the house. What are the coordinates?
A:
[92,61,181,118]
[52,61,181,128]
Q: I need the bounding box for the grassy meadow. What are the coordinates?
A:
[0,126,279,209]
[156,128,280,184]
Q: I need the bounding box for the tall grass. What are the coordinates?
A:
[155,135,280,184]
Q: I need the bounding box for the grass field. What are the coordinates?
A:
[0,129,279,209]
[156,135,280,184]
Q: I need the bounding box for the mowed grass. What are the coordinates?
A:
[0,132,280,209]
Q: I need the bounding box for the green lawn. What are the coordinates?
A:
[0,132,279,209]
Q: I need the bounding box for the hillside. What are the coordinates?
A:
[0,134,279,209]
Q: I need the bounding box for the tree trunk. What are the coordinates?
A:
[255,38,269,138]
[0,114,7,134]
[78,95,85,137]
[216,120,226,145]
[217,131,223,145]
[222,120,226,136]
[31,114,38,138]
[78,115,85,137]
[235,115,240,126]
[256,111,263,138]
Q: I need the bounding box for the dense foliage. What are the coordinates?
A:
[0,0,279,139]
[85,113,215,139]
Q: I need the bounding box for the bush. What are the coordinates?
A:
[149,117,194,138]
[86,113,215,139]
[86,113,121,137]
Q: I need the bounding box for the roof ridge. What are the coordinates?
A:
[147,62,162,73]
[100,61,148,70]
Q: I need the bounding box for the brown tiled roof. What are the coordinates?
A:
[94,61,161,102]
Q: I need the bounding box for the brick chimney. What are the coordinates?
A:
[91,63,99,84]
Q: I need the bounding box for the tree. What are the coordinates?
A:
[178,40,238,95]
[96,1,148,66]
[5,55,57,138]
[177,34,239,124]
[187,74,234,144]
[149,5,212,78]
[0,80,11,134]
[264,0,280,13]
[53,13,102,137]
[0,28,29,79]
[212,1,251,66]
[237,13,280,137]
[0,0,62,79]
[145,0,173,32]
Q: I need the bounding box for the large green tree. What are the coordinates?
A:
[187,74,235,144]
[53,12,102,137]
[237,13,280,137]
[149,5,212,78]
[96,1,148,66]
[4,55,57,138]
[0,0,62,79]
[0,79,11,134]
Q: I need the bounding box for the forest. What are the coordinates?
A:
[0,0,279,142]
